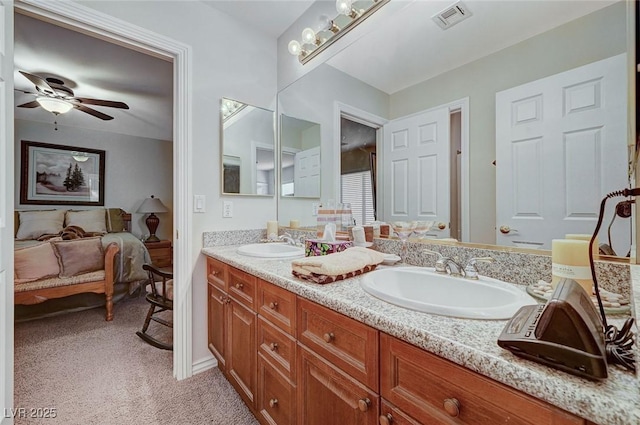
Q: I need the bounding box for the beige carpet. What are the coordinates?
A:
[14,296,259,425]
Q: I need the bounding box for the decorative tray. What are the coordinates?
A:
[526,281,630,315]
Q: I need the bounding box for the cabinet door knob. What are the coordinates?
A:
[443,398,461,417]
[357,398,371,412]
[269,301,278,310]
[323,332,335,343]
[269,342,278,351]
[379,413,393,425]
[269,398,278,408]
[219,295,225,302]
[235,282,244,289]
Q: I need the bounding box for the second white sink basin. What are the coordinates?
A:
[360,267,536,320]
[237,243,304,259]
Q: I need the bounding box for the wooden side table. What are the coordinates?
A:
[144,240,172,267]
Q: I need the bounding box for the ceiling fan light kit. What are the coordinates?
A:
[16,70,129,123]
[36,96,73,114]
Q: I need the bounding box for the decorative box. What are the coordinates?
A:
[305,239,353,256]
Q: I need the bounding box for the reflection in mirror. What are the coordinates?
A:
[276,1,632,255]
[280,114,321,198]
[221,97,275,196]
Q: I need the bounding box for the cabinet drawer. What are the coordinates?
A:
[228,266,257,310]
[380,400,421,425]
[297,297,378,391]
[258,353,296,425]
[258,279,296,336]
[207,257,227,291]
[258,316,296,381]
[297,346,379,425]
[380,334,585,425]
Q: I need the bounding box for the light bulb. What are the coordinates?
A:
[288,40,302,56]
[336,0,353,15]
[301,27,316,45]
[221,104,229,115]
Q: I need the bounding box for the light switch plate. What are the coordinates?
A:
[194,195,206,213]
[223,201,233,218]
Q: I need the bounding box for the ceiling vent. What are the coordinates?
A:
[432,1,472,30]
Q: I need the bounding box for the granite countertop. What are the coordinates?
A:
[202,245,640,425]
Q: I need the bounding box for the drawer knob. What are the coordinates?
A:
[219,295,225,302]
[269,398,278,408]
[379,414,393,425]
[269,342,278,351]
[235,283,244,289]
[443,398,461,417]
[269,301,278,310]
[357,398,371,412]
[323,332,335,343]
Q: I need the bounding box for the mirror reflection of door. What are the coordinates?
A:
[254,146,275,196]
[280,114,321,198]
[340,116,378,226]
[223,155,241,194]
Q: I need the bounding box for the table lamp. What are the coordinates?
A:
[137,195,168,242]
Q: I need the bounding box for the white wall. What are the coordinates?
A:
[76,0,278,365]
[15,119,173,239]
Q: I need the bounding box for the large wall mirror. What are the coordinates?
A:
[221,97,276,196]
[277,0,634,256]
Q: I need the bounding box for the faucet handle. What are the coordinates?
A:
[464,257,495,279]
[422,249,447,273]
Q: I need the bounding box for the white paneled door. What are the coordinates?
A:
[496,54,628,251]
[383,106,450,238]
[294,146,320,198]
[0,1,14,424]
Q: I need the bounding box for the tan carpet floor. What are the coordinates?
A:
[14,296,259,425]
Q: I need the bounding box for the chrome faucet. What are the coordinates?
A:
[422,249,466,277]
[278,233,304,247]
[463,257,495,279]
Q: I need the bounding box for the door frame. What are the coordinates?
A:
[334,102,387,217]
[15,0,194,380]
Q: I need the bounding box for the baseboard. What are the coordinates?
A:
[192,354,218,375]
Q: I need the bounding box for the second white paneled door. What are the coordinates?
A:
[383,106,451,238]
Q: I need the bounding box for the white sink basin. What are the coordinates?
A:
[360,267,536,320]
[237,243,304,259]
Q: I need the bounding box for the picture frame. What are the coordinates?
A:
[20,140,105,206]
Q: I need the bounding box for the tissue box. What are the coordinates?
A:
[305,239,353,256]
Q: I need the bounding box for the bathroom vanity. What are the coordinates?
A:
[202,244,639,425]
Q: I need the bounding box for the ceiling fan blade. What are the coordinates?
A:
[19,70,56,95]
[17,100,41,108]
[75,97,129,109]
[14,88,37,95]
[74,104,114,121]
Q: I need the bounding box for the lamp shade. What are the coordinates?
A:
[137,195,169,214]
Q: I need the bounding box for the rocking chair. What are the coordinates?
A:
[136,264,173,350]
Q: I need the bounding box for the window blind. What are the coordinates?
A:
[341,171,375,226]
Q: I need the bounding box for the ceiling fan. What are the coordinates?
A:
[16,70,129,121]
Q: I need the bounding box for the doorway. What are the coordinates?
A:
[10,1,192,382]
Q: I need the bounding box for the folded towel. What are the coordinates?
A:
[291,247,385,284]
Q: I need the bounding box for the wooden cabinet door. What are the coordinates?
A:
[208,283,227,370]
[297,346,379,425]
[257,353,296,425]
[227,297,257,410]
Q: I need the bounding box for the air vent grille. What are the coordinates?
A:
[432,1,472,30]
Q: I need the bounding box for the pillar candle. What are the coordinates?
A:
[290,220,300,229]
[565,234,598,257]
[551,239,592,294]
[267,221,278,239]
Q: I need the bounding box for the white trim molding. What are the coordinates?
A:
[15,0,194,380]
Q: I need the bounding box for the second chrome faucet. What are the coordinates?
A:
[422,249,494,279]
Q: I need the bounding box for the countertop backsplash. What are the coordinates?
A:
[203,228,630,298]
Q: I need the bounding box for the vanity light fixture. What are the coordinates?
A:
[221,98,247,121]
[288,0,389,65]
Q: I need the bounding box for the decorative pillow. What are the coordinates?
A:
[14,242,60,283]
[65,210,107,234]
[16,210,66,240]
[106,208,126,233]
[51,237,105,278]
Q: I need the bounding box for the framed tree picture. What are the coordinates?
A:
[20,140,106,206]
